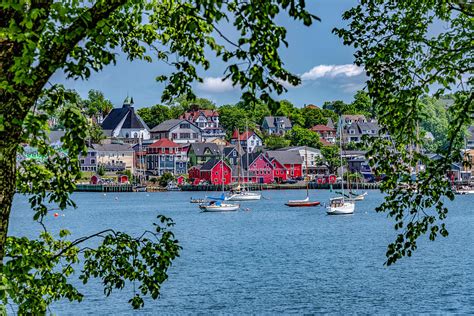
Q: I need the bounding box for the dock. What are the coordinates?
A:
[75,184,133,192]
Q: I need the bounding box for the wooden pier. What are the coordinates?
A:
[75,184,133,192]
[179,182,381,191]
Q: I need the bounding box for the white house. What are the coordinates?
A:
[283,146,323,174]
[150,119,202,144]
[101,97,150,140]
[230,130,263,153]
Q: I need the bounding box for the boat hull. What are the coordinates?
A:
[226,192,262,201]
[285,201,320,207]
[199,204,240,212]
[326,202,355,215]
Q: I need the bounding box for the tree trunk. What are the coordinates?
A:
[0,135,19,264]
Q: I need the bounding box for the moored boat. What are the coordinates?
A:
[226,189,261,201]
[199,200,240,212]
[285,196,320,207]
[326,197,355,215]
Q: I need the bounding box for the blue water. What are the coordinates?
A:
[9,190,474,314]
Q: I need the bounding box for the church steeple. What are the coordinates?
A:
[123,95,133,108]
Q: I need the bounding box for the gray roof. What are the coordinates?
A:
[200,158,226,171]
[283,146,321,155]
[150,119,183,132]
[262,116,292,129]
[189,143,221,156]
[357,122,381,134]
[266,150,303,164]
[92,143,134,152]
[101,100,149,131]
[326,118,335,129]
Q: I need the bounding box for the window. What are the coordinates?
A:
[90,152,96,157]
[180,123,190,129]
[91,159,95,164]
[215,172,218,175]
[180,133,190,139]
[192,133,198,139]
[80,159,85,164]
[251,140,255,145]
[172,133,178,139]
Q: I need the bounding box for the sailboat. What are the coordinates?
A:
[226,124,261,201]
[347,175,367,201]
[285,147,320,207]
[327,118,355,215]
[200,153,240,212]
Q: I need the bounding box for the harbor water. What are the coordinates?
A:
[9,190,474,314]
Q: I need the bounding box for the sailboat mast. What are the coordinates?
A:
[221,150,224,192]
[305,146,309,197]
[339,116,345,198]
[246,120,249,184]
[237,131,241,186]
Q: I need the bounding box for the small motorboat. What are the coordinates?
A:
[454,186,474,195]
[133,185,147,192]
[326,197,355,215]
[166,182,181,191]
[285,196,321,207]
[199,200,239,212]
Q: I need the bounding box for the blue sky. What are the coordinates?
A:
[51,1,364,109]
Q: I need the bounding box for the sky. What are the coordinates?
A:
[50,1,364,109]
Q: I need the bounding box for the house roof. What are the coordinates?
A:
[342,115,367,124]
[149,138,180,148]
[189,142,221,156]
[92,143,134,152]
[101,99,149,131]
[150,119,184,132]
[283,146,322,154]
[320,139,334,146]
[200,158,228,171]
[326,118,335,129]
[180,109,219,121]
[189,164,202,170]
[266,150,303,164]
[262,116,292,129]
[240,131,258,141]
[310,124,335,132]
[241,152,264,169]
[223,145,244,157]
[357,121,381,133]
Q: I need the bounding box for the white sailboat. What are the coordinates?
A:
[285,147,320,207]
[327,118,355,215]
[226,123,261,201]
[200,153,240,212]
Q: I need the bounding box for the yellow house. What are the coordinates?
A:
[93,143,135,174]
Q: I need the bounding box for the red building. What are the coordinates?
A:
[270,158,288,183]
[266,151,303,178]
[188,165,202,181]
[242,153,275,184]
[198,159,232,185]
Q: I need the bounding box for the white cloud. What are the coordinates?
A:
[198,77,237,93]
[301,64,364,81]
[341,82,365,93]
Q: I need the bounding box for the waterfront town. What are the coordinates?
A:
[19,94,474,191]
